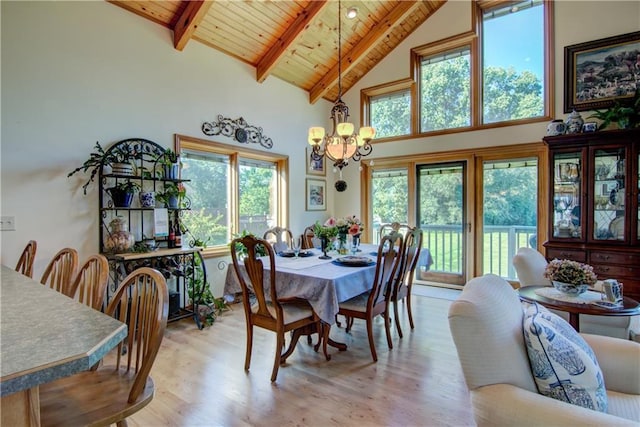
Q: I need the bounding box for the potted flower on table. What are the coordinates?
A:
[314,219,338,259]
[543,258,597,296]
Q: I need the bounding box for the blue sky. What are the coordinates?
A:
[483,5,544,81]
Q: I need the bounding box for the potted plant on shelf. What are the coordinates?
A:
[588,89,640,130]
[157,148,181,180]
[106,181,141,208]
[156,182,186,208]
[68,141,140,194]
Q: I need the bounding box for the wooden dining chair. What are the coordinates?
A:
[65,254,110,310]
[231,234,322,382]
[379,222,409,244]
[39,267,169,427]
[301,225,316,249]
[15,240,37,278]
[338,231,404,362]
[390,227,423,338]
[263,226,293,253]
[40,247,79,295]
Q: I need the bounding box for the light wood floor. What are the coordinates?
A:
[127,291,475,426]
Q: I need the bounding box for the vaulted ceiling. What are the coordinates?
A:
[108,1,447,104]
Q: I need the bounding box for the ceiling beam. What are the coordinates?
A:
[256,1,328,83]
[173,0,213,51]
[309,0,423,104]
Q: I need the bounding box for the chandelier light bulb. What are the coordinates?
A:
[337,122,354,137]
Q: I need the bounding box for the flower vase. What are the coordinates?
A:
[338,233,348,255]
[319,236,331,260]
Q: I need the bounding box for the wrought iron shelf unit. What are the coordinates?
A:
[98,138,204,328]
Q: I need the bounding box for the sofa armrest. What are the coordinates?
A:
[471,384,637,427]
[581,333,640,395]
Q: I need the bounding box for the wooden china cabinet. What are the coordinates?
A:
[543,128,640,300]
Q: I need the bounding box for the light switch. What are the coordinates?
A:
[0,216,16,231]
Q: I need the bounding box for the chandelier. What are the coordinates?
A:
[307,0,375,191]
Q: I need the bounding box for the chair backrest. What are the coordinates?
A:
[448,274,537,393]
[66,254,109,310]
[302,226,316,249]
[393,227,423,296]
[379,222,409,244]
[231,234,280,326]
[370,232,404,307]
[15,240,37,278]
[263,226,293,253]
[105,267,168,403]
[40,247,79,294]
[512,247,550,287]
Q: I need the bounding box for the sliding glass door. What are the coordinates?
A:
[417,162,467,285]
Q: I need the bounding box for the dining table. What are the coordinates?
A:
[224,243,382,352]
[0,266,128,426]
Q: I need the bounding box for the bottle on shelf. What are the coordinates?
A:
[175,217,182,248]
[168,220,176,249]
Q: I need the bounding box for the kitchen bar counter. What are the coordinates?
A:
[1,265,127,425]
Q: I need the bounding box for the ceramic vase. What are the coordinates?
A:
[565,109,584,134]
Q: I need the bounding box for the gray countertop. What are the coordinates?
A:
[0,266,127,396]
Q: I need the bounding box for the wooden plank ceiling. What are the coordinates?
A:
[108,1,446,104]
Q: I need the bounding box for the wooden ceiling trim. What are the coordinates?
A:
[173,0,213,51]
[308,0,423,104]
[108,1,178,28]
[256,1,328,83]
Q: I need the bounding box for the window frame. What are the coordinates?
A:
[361,0,554,142]
[175,133,289,258]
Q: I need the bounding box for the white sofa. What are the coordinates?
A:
[512,247,639,341]
[448,274,640,426]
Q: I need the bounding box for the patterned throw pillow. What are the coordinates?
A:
[522,302,607,412]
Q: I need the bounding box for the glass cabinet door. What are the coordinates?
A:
[592,147,625,241]
[552,151,582,239]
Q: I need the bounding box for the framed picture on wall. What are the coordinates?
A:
[306,146,326,176]
[564,31,640,112]
[305,178,326,211]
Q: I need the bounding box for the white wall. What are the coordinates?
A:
[0,1,330,293]
[2,1,639,295]
[334,0,640,218]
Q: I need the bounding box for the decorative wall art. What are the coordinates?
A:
[564,31,640,112]
[202,115,273,149]
[306,146,326,176]
[305,178,326,211]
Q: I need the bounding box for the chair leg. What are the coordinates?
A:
[271,332,285,382]
[245,325,253,371]
[407,293,415,330]
[345,316,354,333]
[384,310,393,350]
[335,314,342,327]
[366,317,378,362]
[116,420,129,427]
[394,299,404,338]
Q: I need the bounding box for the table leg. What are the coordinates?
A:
[568,313,580,332]
[323,322,348,352]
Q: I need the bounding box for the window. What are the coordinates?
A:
[370,90,411,139]
[176,135,288,256]
[419,47,471,132]
[482,159,538,279]
[363,1,552,137]
[362,78,415,140]
[371,168,409,243]
[482,0,545,124]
